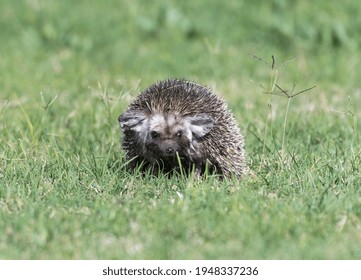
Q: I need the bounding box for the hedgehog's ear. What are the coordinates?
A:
[185,113,214,138]
[118,110,148,133]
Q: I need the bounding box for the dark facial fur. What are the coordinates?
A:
[119,110,213,174]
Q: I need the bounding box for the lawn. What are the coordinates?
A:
[0,0,360,259]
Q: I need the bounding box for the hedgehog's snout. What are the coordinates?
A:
[165,147,175,155]
[144,137,179,160]
[159,141,179,158]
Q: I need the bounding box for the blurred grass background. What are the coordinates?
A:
[0,0,360,259]
[1,0,361,90]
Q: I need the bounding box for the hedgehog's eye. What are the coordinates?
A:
[150,131,159,139]
[176,131,182,138]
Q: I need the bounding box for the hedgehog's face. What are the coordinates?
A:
[144,113,193,162]
[119,110,214,165]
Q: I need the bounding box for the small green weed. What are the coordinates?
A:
[249,54,316,169]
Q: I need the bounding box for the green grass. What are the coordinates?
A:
[1,0,361,259]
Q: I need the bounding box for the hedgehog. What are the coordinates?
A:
[118,78,246,178]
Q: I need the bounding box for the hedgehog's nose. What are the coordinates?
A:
[166,147,174,154]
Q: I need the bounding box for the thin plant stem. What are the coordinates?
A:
[259,68,277,171]
[259,94,272,171]
[347,96,359,150]
[353,114,358,147]
[176,152,184,179]
[281,97,292,156]
[269,69,278,93]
